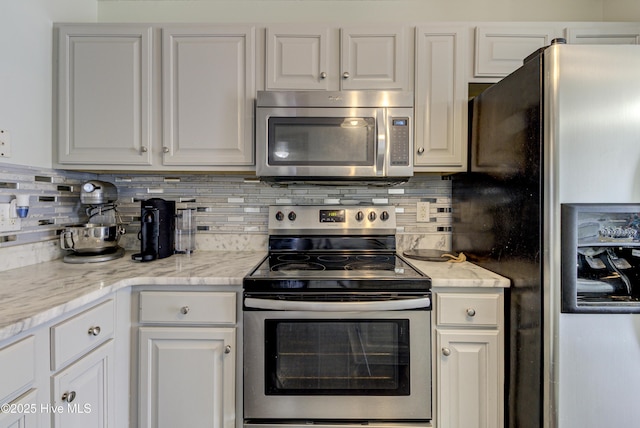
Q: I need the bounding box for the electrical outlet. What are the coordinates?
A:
[416,202,430,223]
[0,203,21,232]
[0,129,11,158]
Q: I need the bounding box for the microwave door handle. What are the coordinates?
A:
[244,296,431,311]
[376,108,387,175]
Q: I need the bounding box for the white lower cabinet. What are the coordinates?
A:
[136,291,238,428]
[437,330,500,428]
[0,389,40,428]
[138,327,235,428]
[51,340,114,428]
[0,336,36,412]
[50,299,117,428]
[434,290,504,428]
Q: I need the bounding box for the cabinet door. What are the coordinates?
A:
[341,26,409,90]
[437,329,502,428]
[474,26,557,77]
[56,25,153,165]
[162,26,255,166]
[265,26,331,90]
[138,327,236,428]
[566,26,640,44]
[0,389,39,428]
[0,336,35,406]
[414,26,468,172]
[51,340,114,428]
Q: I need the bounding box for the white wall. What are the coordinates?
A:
[96,0,608,23]
[605,0,640,20]
[0,0,97,168]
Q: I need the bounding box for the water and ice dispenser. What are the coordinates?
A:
[562,204,640,313]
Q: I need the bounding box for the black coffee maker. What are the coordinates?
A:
[132,198,175,262]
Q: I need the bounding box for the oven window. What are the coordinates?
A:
[267,117,375,166]
[264,319,410,395]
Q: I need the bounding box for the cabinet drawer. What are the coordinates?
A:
[437,293,501,326]
[139,291,236,324]
[51,299,115,371]
[0,336,35,402]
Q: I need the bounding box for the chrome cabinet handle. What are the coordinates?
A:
[417,147,425,155]
[320,72,327,79]
[225,345,232,354]
[88,326,101,336]
[244,296,431,311]
[163,146,169,153]
[466,308,476,317]
[180,306,190,315]
[342,71,350,79]
[140,146,148,153]
[62,391,76,403]
[442,347,451,357]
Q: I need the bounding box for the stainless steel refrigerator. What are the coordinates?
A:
[452,42,640,428]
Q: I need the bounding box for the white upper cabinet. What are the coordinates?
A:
[474,25,558,78]
[55,24,255,171]
[414,25,468,172]
[565,25,640,44]
[265,25,410,91]
[265,26,331,90]
[162,25,255,166]
[340,26,409,90]
[56,25,153,166]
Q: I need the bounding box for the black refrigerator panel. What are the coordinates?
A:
[452,50,544,428]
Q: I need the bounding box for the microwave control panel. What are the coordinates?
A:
[389,117,410,166]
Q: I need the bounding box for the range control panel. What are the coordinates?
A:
[269,205,396,234]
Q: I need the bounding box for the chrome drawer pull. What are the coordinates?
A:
[225,345,232,354]
[466,308,476,317]
[62,391,76,403]
[442,347,451,357]
[180,306,190,315]
[88,326,101,336]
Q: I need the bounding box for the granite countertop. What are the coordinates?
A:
[0,250,509,343]
[404,258,510,288]
[0,250,266,341]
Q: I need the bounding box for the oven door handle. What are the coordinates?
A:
[243,296,431,311]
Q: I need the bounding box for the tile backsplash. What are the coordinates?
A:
[0,162,452,270]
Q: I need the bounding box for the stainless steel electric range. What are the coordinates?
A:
[243,205,432,428]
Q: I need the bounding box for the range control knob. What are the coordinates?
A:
[355,211,365,222]
[288,211,297,221]
[380,211,390,221]
[368,211,377,222]
[275,211,285,221]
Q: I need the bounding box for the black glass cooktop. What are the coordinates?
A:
[243,252,430,292]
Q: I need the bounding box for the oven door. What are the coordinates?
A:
[243,296,431,421]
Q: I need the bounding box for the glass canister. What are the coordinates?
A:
[175,208,196,254]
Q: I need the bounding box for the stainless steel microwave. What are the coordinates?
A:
[255,90,414,184]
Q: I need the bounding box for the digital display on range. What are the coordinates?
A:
[392,119,407,126]
[319,209,346,223]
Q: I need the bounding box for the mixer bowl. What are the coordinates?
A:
[60,223,126,254]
